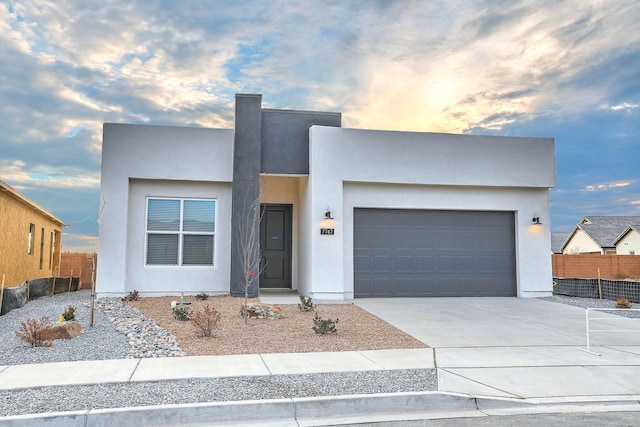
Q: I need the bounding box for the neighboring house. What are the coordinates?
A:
[614,225,640,255]
[0,179,67,288]
[97,94,556,300]
[551,232,570,254]
[561,216,640,254]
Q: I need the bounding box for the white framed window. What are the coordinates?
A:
[146,198,216,266]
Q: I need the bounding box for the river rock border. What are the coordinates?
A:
[96,298,186,358]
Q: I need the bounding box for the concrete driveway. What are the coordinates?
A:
[354,297,640,348]
[354,297,640,399]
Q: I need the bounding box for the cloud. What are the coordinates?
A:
[0,160,99,190]
[341,0,640,133]
[62,233,99,253]
[609,103,639,111]
[1,0,640,249]
[582,182,633,192]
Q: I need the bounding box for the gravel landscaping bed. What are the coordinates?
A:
[1,290,131,365]
[0,369,437,417]
[540,295,640,318]
[2,291,636,418]
[0,290,434,417]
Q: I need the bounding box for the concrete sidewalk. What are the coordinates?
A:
[0,348,433,391]
[2,295,640,425]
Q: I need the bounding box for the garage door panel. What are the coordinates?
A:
[354,209,516,297]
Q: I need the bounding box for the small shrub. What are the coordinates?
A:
[173,307,191,321]
[15,317,52,347]
[62,305,76,321]
[616,296,632,309]
[312,313,338,335]
[191,305,221,337]
[298,295,315,312]
[123,290,139,301]
[195,292,209,301]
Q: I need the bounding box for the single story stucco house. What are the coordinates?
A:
[96,94,555,300]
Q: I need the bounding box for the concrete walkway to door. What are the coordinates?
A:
[354,297,640,400]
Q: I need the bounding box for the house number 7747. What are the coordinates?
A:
[320,228,335,235]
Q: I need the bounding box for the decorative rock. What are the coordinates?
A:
[96,298,186,358]
[241,303,283,319]
[45,321,83,340]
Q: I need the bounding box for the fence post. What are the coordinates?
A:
[0,274,4,314]
[598,268,602,299]
[90,253,96,327]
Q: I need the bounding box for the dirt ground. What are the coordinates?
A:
[128,295,427,356]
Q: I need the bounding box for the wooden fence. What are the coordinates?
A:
[552,254,640,280]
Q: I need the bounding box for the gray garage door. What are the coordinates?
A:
[354,209,516,297]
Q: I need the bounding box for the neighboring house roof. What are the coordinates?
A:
[551,232,570,254]
[0,179,68,226]
[561,216,640,252]
[613,224,640,245]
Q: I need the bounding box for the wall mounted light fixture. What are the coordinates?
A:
[532,214,541,225]
[325,207,333,220]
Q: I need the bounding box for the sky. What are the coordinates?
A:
[1,0,639,252]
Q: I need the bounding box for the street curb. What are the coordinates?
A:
[1,391,640,426]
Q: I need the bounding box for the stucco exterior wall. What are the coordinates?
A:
[617,230,640,255]
[97,123,233,296]
[305,126,555,299]
[125,179,232,295]
[0,191,63,288]
[562,229,602,254]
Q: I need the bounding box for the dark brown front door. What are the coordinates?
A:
[260,204,292,289]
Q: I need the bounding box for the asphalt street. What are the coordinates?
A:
[334,410,640,426]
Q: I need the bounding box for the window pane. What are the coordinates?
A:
[183,200,215,232]
[182,235,214,265]
[147,234,179,265]
[147,199,180,231]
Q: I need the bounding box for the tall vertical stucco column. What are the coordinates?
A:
[230,94,262,297]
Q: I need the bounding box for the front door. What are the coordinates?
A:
[260,204,292,289]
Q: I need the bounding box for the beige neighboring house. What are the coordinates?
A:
[0,179,67,288]
[561,216,640,255]
[614,225,640,255]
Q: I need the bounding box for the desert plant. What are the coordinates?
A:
[616,296,632,309]
[191,304,221,337]
[236,178,266,322]
[312,313,338,335]
[195,292,209,301]
[62,305,76,321]
[15,317,52,347]
[123,290,139,301]
[173,307,191,321]
[298,295,315,312]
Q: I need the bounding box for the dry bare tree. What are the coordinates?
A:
[235,178,265,321]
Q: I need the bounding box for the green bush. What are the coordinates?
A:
[298,295,315,312]
[195,292,209,301]
[312,313,338,335]
[173,307,191,321]
[62,305,76,321]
